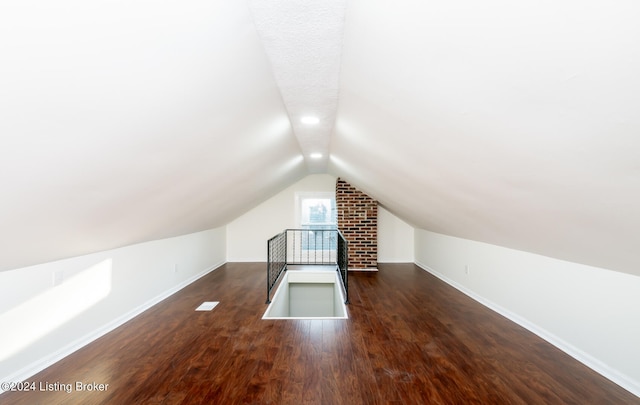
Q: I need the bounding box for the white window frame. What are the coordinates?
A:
[294,192,336,229]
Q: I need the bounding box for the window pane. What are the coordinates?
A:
[301,198,335,227]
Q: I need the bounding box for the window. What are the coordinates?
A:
[296,192,337,252]
[297,192,336,230]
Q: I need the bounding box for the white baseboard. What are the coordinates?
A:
[1,261,225,392]
[377,260,415,263]
[226,257,265,262]
[348,268,378,272]
[414,261,640,398]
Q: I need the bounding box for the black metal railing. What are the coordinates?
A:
[266,229,349,304]
[287,228,337,265]
[337,229,349,304]
[266,231,286,304]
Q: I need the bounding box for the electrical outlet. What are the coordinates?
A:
[53,270,64,286]
[174,263,179,273]
[464,265,469,275]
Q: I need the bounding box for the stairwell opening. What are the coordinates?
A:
[262,268,348,320]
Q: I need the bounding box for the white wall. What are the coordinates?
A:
[378,206,414,262]
[227,174,415,262]
[414,229,640,397]
[0,227,226,387]
[227,174,336,261]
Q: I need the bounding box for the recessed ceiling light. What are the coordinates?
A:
[301,116,320,125]
[310,153,323,159]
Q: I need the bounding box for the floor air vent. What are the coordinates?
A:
[195,301,219,311]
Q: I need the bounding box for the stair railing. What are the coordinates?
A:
[337,229,349,304]
[266,231,286,304]
[266,228,349,304]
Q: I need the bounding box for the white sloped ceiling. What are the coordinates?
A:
[2,0,640,278]
[0,0,306,271]
[247,0,347,173]
[330,0,640,276]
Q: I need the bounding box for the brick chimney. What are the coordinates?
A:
[336,179,378,271]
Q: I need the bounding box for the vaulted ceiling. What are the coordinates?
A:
[2,1,639,276]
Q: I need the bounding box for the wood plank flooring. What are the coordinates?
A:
[2,262,637,404]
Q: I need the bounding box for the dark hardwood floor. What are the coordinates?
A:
[2,263,637,404]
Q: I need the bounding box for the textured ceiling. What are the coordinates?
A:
[248,0,346,173]
[2,0,640,277]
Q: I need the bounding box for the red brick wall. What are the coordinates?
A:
[336,179,378,270]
